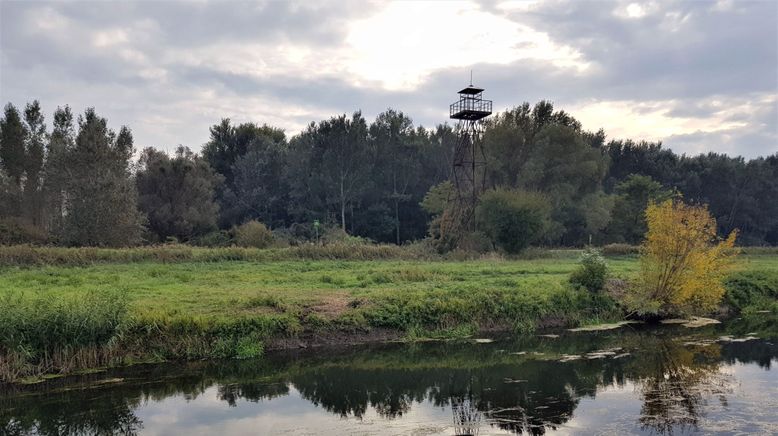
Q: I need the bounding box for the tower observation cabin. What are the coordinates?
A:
[450,86,492,120]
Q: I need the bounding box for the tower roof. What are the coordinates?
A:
[458,86,484,95]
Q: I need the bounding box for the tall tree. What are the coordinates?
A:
[202,119,285,188]
[202,119,286,226]
[370,109,421,244]
[23,100,46,225]
[61,109,144,246]
[0,103,27,216]
[288,113,370,232]
[323,113,370,231]
[42,106,75,234]
[137,146,222,241]
[518,123,608,245]
[605,174,671,244]
[229,135,288,228]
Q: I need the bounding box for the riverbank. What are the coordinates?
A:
[1,246,776,383]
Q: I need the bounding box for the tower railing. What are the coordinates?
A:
[450,98,492,119]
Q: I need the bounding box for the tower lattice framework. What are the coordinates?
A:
[441,84,492,246]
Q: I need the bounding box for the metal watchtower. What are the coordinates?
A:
[449,83,492,231]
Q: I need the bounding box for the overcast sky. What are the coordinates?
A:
[1,0,776,158]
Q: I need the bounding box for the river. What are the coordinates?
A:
[1,320,776,435]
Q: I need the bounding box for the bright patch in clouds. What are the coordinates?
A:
[625,3,646,18]
[169,2,590,92]
[343,1,588,90]
[572,93,776,152]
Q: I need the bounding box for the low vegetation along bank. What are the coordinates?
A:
[1,246,776,383]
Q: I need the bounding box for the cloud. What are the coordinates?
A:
[1,0,775,158]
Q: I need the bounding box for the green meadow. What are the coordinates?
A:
[1,246,776,383]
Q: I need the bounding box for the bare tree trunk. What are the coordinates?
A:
[340,177,346,231]
[395,199,400,245]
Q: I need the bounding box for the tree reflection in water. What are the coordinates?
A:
[1,327,775,436]
[633,339,732,434]
[451,394,482,436]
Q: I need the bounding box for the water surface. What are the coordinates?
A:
[2,321,776,435]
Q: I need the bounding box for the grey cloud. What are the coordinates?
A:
[1,0,775,158]
[502,0,778,101]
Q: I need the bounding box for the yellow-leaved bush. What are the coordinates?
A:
[627,199,738,317]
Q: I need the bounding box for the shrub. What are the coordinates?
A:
[569,248,608,292]
[233,220,274,248]
[627,199,738,317]
[476,189,550,254]
[0,217,47,245]
[723,271,778,312]
[320,226,373,246]
[601,243,639,256]
[191,230,232,247]
[456,231,493,254]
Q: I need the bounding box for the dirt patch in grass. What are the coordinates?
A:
[304,292,354,319]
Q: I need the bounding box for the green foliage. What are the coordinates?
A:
[606,142,778,246]
[0,290,127,358]
[212,332,264,359]
[41,105,74,236]
[455,231,493,254]
[320,225,372,245]
[60,109,144,246]
[137,146,222,241]
[234,220,274,248]
[723,271,778,313]
[287,112,371,232]
[0,217,47,245]
[477,189,550,254]
[484,108,609,246]
[420,181,453,216]
[0,251,774,382]
[22,101,46,226]
[569,248,608,292]
[0,103,27,190]
[201,119,285,202]
[5,99,777,249]
[405,323,477,340]
[225,133,288,228]
[606,174,671,244]
[421,181,454,241]
[190,230,233,247]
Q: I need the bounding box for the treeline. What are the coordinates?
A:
[1,100,776,247]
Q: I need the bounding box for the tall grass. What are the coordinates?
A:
[362,286,620,334]
[0,243,435,267]
[724,270,778,313]
[0,290,127,382]
[0,243,591,268]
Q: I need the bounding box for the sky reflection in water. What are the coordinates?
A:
[2,322,777,435]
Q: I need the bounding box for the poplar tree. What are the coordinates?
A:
[0,103,27,217]
[61,108,143,246]
[43,105,75,234]
[23,101,46,225]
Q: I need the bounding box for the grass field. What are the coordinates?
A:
[1,247,776,383]
[0,256,622,317]
[2,252,775,318]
